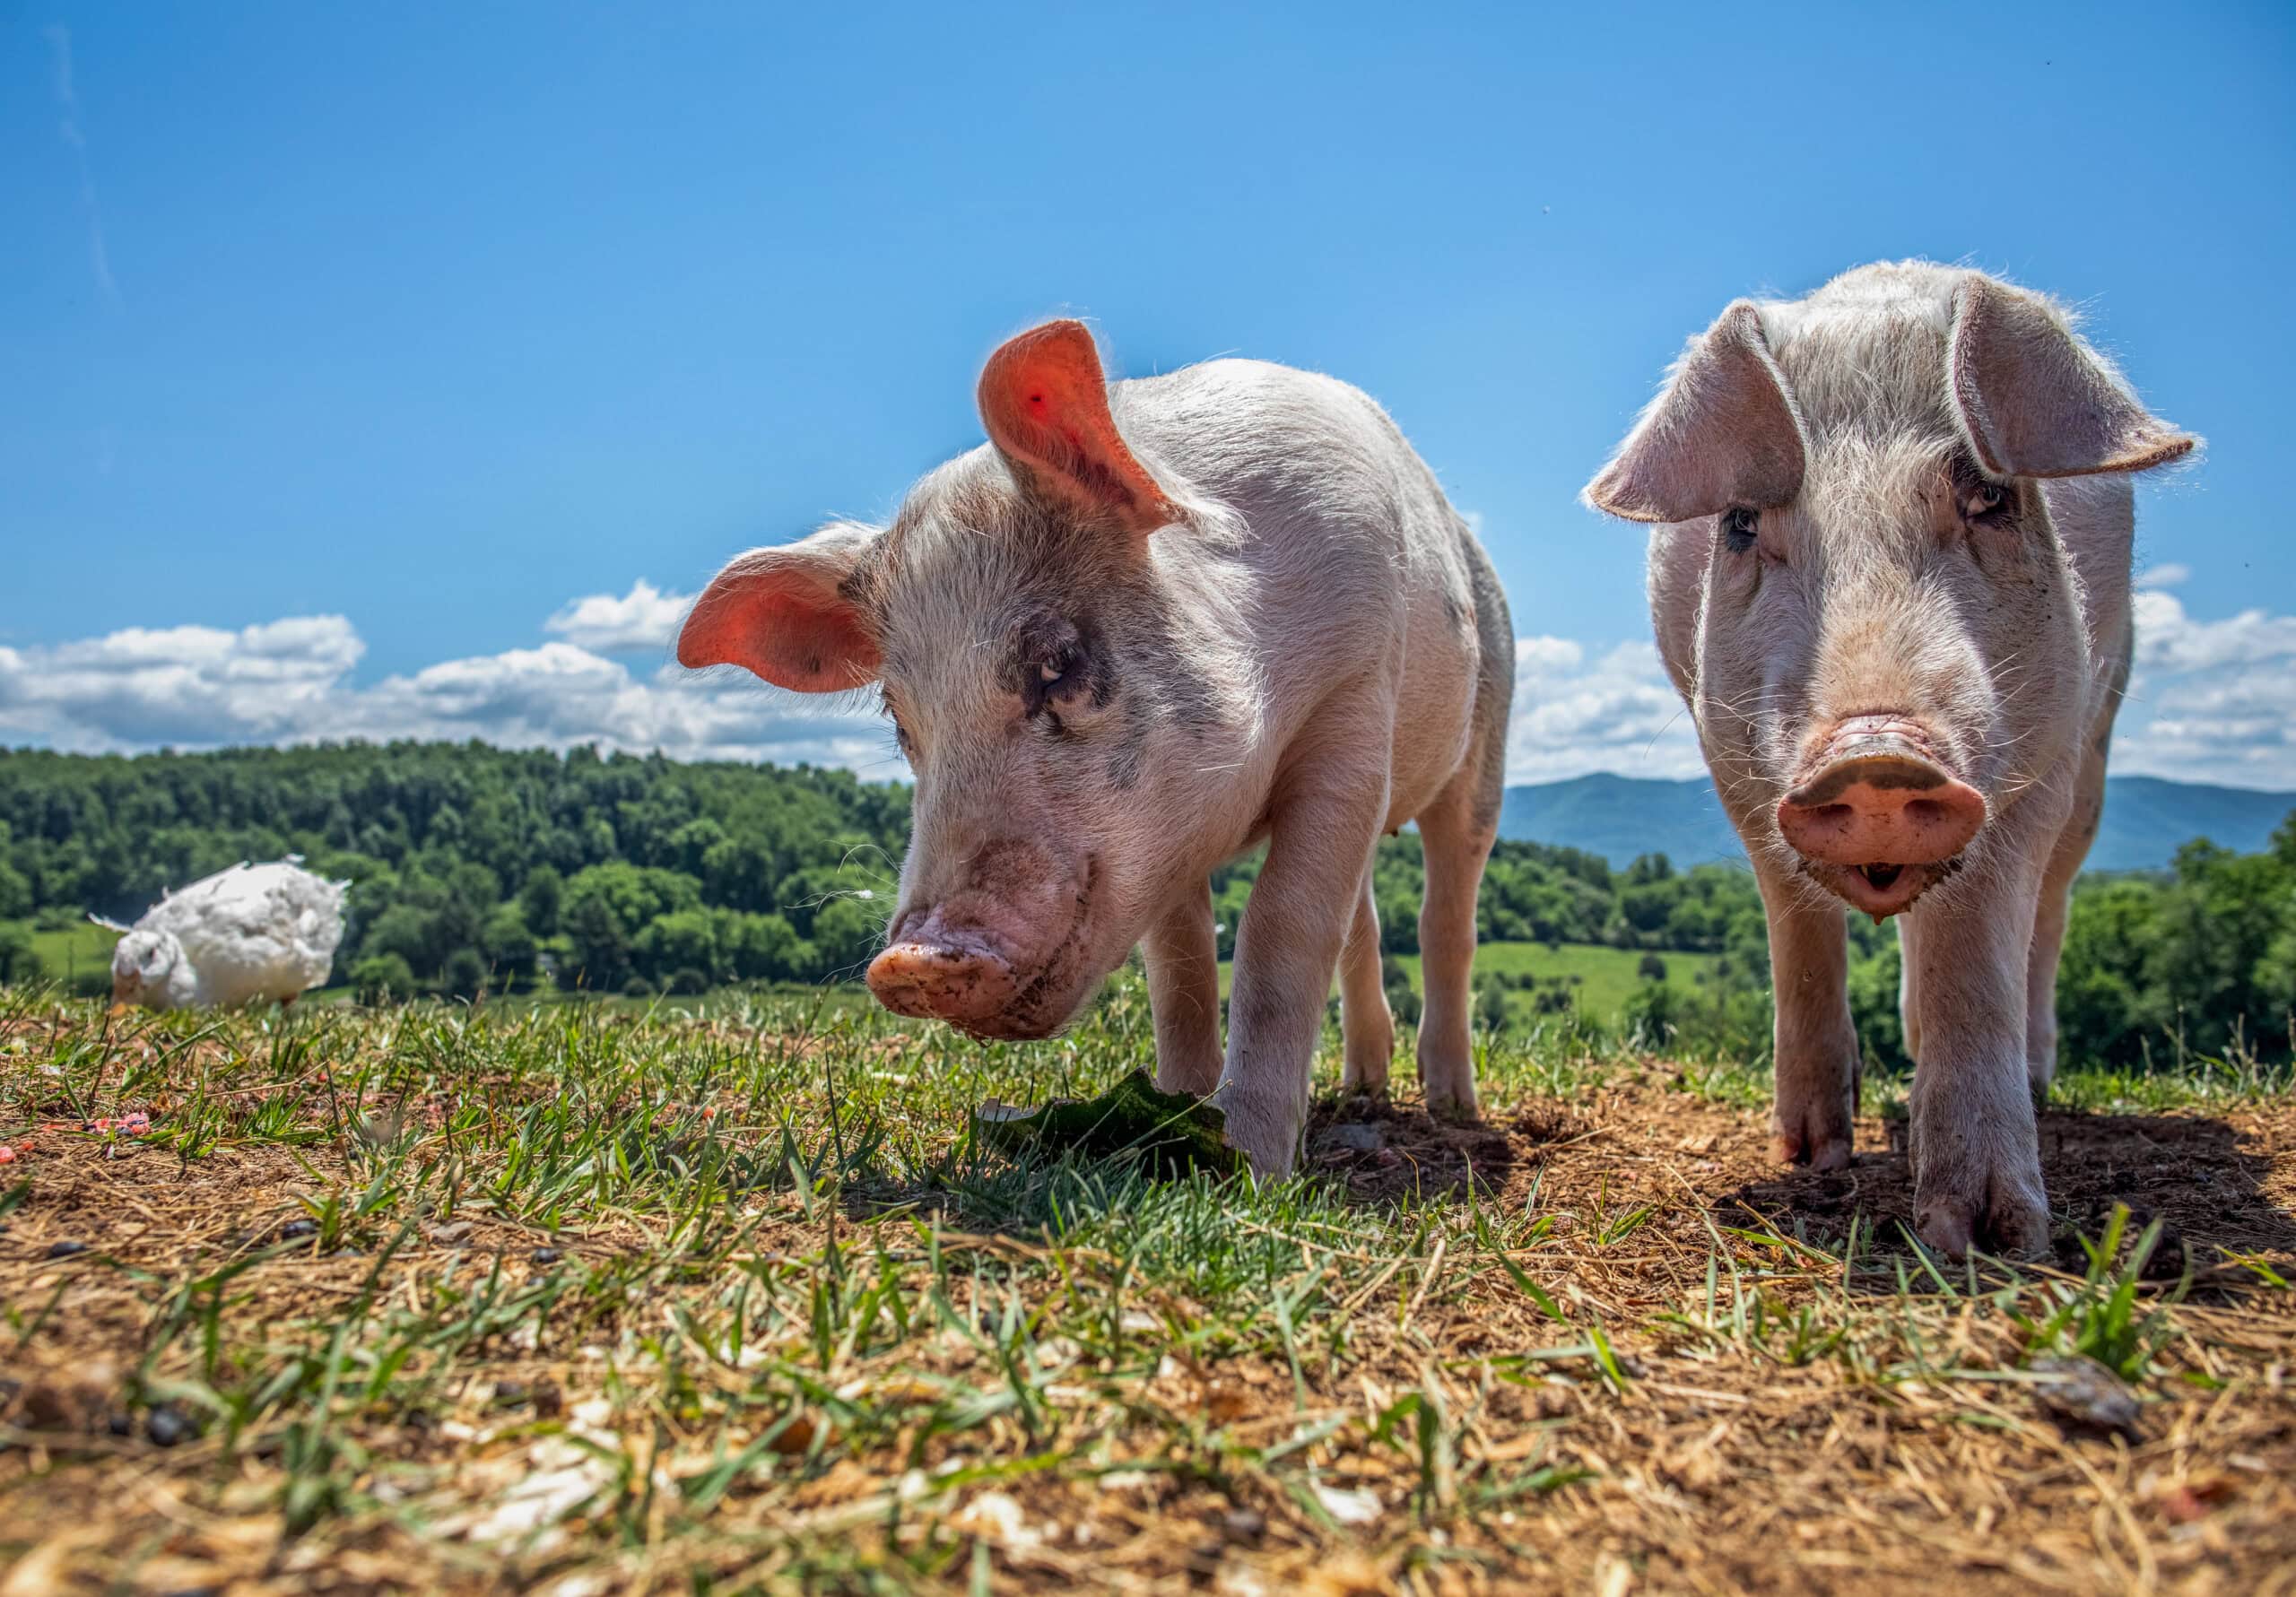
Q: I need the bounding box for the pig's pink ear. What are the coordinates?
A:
[1950,277,2196,479]
[978,320,1178,536]
[1582,301,1807,525]
[676,522,881,692]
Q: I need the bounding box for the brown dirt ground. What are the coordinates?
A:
[4,1072,2292,1595]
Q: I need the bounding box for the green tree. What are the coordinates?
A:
[518,864,563,937]
[481,902,539,988]
[440,947,490,1000]
[808,895,884,981]
[0,857,30,921]
[352,952,416,1004]
[561,889,632,992]
[633,908,721,986]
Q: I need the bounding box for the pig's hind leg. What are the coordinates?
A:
[2024,735,2108,1103]
[1898,916,1926,1065]
[1144,878,1222,1098]
[1414,776,1498,1124]
[1338,878,1395,1098]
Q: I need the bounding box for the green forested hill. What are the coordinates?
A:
[4,742,2293,1077]
[0,743,910,997]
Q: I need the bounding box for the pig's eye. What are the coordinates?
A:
[1005,615,1100,725]
[1036,645,1083,701]
[1963,480,2013,524]
[1720,507,1760,555]
[880,692,916,756]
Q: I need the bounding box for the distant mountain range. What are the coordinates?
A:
[1499,773,2296,874]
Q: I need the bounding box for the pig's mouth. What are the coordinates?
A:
[1803,855,1962,920]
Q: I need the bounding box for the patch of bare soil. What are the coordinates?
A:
[4,1070,2292,1595]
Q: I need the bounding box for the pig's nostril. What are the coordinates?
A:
[1905,799,1946,827]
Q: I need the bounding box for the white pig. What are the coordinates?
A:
[679,321,1512,1174]
[1585,262,2195,1257]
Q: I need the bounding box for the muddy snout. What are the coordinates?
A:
[865,841,1096,1037]
[866,927,1023,1029]
[1777,720,1987,913]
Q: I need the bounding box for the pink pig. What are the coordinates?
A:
[681,323,1512,1175]
[1587,262,2196,1256]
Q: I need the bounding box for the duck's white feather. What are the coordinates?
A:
[109,860,349,1010]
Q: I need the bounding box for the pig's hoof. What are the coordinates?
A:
[1768,1112,1853,1173]
[1915,1190,2048,1261]
[1423,1089,1481,1125]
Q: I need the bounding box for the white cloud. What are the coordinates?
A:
[0,618,365,746]
[2134,562,2189,590]
[2114,589,2296,786]
[1504,635,1701,783]
[4,583,2292,791]
[544,579,693,654]
[0,611,889,772]
[2128,589,2296,674]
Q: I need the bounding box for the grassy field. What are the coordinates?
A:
[1388,941,1718,1020]
[1217,940,1718,1020]
[2,982,2292,1593]
[3,919,117,991]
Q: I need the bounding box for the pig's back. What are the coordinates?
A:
[1111,360,1491,819]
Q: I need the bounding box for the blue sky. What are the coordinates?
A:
[5,2,2293,785]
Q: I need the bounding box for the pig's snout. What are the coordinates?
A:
[1777,718,1987,916]
[867,934,1022,1028]
[868,841,1096,1037]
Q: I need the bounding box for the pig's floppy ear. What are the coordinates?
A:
[978,320,1178,536]
[676,521,881,692]
[1583,301,1807,525]
[1949,277,2196,480]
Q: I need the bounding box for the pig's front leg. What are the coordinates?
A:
[1220,768,1386,1176]
[1903,862,2050,1258]
[1144,878,1222,1098]
[1752,855,1859,1171]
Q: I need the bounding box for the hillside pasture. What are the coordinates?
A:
[1,986,2290,1593]
[1392,939,1718,1022]
[2,919,117,994]
[1218,940,1718,1021]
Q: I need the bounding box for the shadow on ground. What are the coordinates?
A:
[1718,1106,2296,1279]
[1299,1094,1580,1207]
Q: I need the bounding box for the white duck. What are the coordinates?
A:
[97,858,350,1011]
